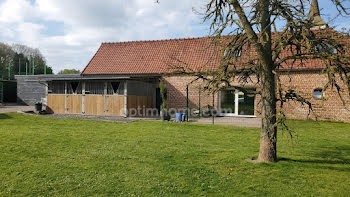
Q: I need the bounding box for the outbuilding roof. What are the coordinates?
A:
[82,37,221,75]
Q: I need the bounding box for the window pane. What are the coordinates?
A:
[238,89,255,115]
[220,90,235,114]
[313,89,323,99]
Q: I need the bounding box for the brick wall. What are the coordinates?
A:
[163,71,350,123]
[163,76,218,114]
[279,71,350,123]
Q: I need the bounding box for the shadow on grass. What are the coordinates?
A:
[279,157,350,172]
[279,157,350,165]
[279,145,350,172]
[282,144,350,163]
[0,114,12,119]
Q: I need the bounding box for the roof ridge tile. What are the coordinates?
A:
[101,36,212,45]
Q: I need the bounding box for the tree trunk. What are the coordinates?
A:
[257,65,277,162]
[257,0,277,163]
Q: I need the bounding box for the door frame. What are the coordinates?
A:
[218,88,256,117]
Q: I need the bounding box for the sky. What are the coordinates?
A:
[0,0,349,73]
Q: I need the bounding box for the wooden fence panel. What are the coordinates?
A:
[48,94,154,116]
[106,95,124,116]
[146,96,153,108]
[127,96,137,111]
[47,94,65,114]
[85,95,105,115]
[127,96,154,116]
[67,95,82,114]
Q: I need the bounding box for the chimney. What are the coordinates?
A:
[308,0,327,29]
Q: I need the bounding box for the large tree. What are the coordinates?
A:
[0,42,15,79]
[205,0,350,162]
[158,0,350,162]
[0,43,53,79]
[12,44,53,75]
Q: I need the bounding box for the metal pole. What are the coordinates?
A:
[212,93,215,125]
[19,58,21,75]
[198,85,201,118]
[32,58,35,75]
[186,85,189,122]
[44,64,47,75]
[8,62,10,80]
[26,62,28,75]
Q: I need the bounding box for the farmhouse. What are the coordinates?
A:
[16,38,350,122]
[35,35,347,122]
[15,1,350,123]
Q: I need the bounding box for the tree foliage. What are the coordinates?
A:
[159,80,168,110]
[0,43,53,79]
[57,69,81,75]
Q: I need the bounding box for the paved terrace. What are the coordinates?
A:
[0,103,34,114]
[0,104,261,128]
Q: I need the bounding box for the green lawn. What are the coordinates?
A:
[0,113,349,196]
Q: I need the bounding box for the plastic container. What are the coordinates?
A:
[175,113,183,122]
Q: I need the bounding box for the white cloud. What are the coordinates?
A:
[0,0,208,73]
[1,0,346,73]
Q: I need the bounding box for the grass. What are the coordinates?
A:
[0,113,349,196]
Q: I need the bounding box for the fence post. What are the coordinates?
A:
[104,81,107,114]
[123,81,128,117]
[19,58,21,75]
[82,81,85,114]
[32,58,35,75]
[198,85,201,118]
[186,85,189,122]
[8,62,11,80]
[0,82,3,103]
[212,93,215,125]
[64,81,67,113]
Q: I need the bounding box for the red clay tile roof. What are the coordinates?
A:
[82,34,349,75]
[82,37,221,75]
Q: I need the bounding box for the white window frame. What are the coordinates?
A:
[218,89,256,117]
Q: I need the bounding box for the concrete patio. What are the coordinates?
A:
[0,103,34,114]
[193,116,262,128]
[0,104,262,128]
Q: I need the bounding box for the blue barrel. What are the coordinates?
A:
[175,113,183,122]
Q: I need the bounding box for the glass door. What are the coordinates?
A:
[238,89,255,116]
[219,89,235,115]
[219,88,255,116]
